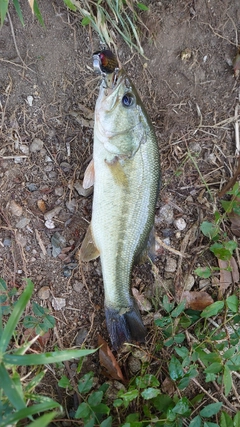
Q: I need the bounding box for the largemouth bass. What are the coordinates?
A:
[79,59,160,350]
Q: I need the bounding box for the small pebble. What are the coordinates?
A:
[19,144,29,155]
[74,181,93,197]
[184,274,195,291]
[26,95,33,106]
[52,297,66,310]
[44,206,62,221]
[38,286,50,300]
[60,162,71,172]
[15,218,30,229]
[30,138,44,153]
[27,183,38,192]
[156,204,174,225]
[66,199,77,213]
[199,279,210,290]
[7,200,23,217]
[174,218,187,231]
[76,328,88,346]
[163,237,171,246]
[55,187,64,196]
[165,257,177,273]
[162,228,173,238]
[3,238,11,247]
[128,355,141,374]
[48,171,57,179]
[73,281,84,292]
[45,219,55,229]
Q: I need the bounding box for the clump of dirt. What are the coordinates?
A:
[0,0,239,419]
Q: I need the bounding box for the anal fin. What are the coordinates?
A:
[77,224,100,262]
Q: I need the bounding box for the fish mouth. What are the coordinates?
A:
[100,70,132,112]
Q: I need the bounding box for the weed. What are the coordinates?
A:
[195,182,240,280]
[0,278,96,427]
[0,1,147,55]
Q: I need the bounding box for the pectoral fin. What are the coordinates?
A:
[78,224,100,261]
[83,159,95,189]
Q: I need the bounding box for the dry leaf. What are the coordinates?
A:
[28,0,34,13]
[218,257,239,292]
[21,328,51,351]
[37,199,46,213]
[182,291,214,310]
[161,376,175,397]
[98,335,125,382]
[132,287,152,311]
[229,209,240,237]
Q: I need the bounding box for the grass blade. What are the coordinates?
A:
[12,0,24,26]
[4,348,97,366]
[0,0,9,27]
[0,279,33,353]
[1,402,61,427]
[27,411,58,427]
[33,0,44,27]
[0,362,26,411]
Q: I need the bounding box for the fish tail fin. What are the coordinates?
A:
[105,300,146,350]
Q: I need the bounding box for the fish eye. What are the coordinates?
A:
[122,93,135,108]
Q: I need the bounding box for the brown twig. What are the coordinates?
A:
[217,156,240,198]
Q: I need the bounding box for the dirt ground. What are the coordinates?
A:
[0,0,240,421]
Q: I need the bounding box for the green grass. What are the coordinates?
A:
[0,0,148,55]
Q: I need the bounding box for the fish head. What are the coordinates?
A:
[95,70,149,157]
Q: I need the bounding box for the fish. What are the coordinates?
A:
[78,58,160,350]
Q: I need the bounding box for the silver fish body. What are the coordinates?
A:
[80,69,160,349]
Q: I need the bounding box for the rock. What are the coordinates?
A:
[44,219,55,229]
[51,232,66,258]
[52,297,66,310]
[30,138,44,153]
[174,218,187,231]
[27,183,38,192]
[162,228,173,238]
[184,274,195,291]
[3,238,11,247]
[165,257,177,273]
[199,279,210,290]
[60,162,71,172]
[128,355,141,374]
[132,349,150,363]
[74,180,93,197]
[73,281,84,292]
[15,218,30,229]
[75,328,88,345]
[156,204,174,225]
[66,199,77,213]
[44,206,62,221]
[19,144,29,155]
[38,286,50,300]
[55,187,64,196]
[26,95,33,106]
[7,200,23,216]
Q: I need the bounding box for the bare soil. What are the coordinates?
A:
[0,0,239,422]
